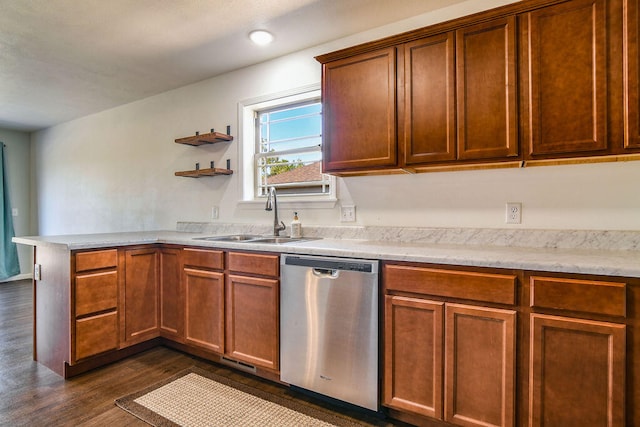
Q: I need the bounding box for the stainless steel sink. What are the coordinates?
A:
[193,234,319,244]
[193,234,264,242]
[251,237,319,244]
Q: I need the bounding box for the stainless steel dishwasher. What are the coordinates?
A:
[280,254,379,411]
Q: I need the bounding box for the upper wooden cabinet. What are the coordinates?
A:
[457,17,518,160]
[520,0,610,158]
[317,0,638,175]
[321,47,397,173]
[625,0,640,150]
[401,32,456,164]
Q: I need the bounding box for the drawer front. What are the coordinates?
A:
[182,248,224,270]
[74,311,119,361]
[530,276,626,317]
[75,249,118,272]
[384,264,516,305]
[75,271,118,316]
[228,252,279,277]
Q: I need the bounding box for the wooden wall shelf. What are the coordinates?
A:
[175,132,233,146]
[174,168,233,178]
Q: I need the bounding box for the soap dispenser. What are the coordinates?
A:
[291,212,302,238]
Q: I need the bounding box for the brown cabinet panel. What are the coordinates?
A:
[523,0,608,157]
[75,270,118,317]
[122,248,159,345]
[456,17,518,160]
[625,0,640,149]
[226,274,279,370]
[183,268,225,353]
[402,32,456,164]
[384,296,444,419]
[228,251,279,277]
[322,47,397,172]
[530,276,626,317]
[444,304,516,427]
[159,248,182,340]
[75,249,118,272]
[182,247,224,270]
[529,314,626,427]
[74,311,118,361]
[384,264,516,305]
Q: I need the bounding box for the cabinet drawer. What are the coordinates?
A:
[384,264,516,305]
[74,311,118,361]
[228,252,279,277]
[75,249,118,272]
[530,276,626,317]
[182,248,224,270]
[75,271,118,316]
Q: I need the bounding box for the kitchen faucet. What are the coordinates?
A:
[265,187,286,236]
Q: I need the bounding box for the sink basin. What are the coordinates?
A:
[193,234,320,244]
[193,234,264,242]
[251,237,319,244]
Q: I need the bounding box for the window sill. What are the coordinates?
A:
[237,197,338,210]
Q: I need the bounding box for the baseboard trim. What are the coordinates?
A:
[1,273,31,283]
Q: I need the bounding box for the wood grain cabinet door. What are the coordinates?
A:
[122,248,160,346]
[183,268,225,353]
[522,0,609,157]
[159,248,182,341]
[401,32,456,165]
[225,274,279,371]
[322,47,397,172]
[444,304,516,427]
[383,295,444,419]
[456,17,518,161]
[529,314,626,427]
[625,0,640,150]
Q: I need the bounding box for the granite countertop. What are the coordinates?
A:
[13,227,640,278]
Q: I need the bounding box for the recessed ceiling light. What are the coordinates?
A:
[249,30,274,46]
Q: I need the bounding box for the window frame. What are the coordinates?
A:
[237,85,337,209]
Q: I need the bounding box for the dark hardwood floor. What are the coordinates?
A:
[0,280,400,427]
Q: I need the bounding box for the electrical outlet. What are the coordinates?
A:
[211,206,219,220]
[506,202,522,224]
[340,205,356,222]
[11,208,18,217]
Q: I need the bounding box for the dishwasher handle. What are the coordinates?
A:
[312,268,339,278]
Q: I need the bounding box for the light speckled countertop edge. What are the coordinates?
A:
[13,230,640,278]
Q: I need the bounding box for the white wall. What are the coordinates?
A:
[31,0,640,235]
[0,127,32,275]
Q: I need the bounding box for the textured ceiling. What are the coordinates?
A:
[0,0,467,132]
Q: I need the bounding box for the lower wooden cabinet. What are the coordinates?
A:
[183,267,225,352]
[159,247,182,340]
[121,247,160,346]
[226,274,279,370]
[225,251,280,371]
[384,295,516,427]
[72,249,119,363]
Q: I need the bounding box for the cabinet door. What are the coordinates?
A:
[384,296,444,419]
[625,0,640,149]
[322,47,397,172]
[456,17,518,160]
[122,248,159,345]
[183,268,225,353]
[402,32,456,165]
[445,304,516,427]
[522,0,608,157]
[226,274,279,370]
[159,248,182,341]
[529,314,625,427]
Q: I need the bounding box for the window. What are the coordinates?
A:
[239,86,335,206]
[255,99,330,197]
